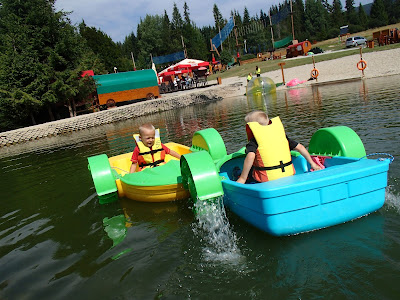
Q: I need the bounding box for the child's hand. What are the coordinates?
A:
[311,162,322,171]
[236,177,246,184]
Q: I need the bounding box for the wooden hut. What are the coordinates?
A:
[93,69,160,108]
[286,40,312,58]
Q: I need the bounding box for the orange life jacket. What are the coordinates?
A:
[133,129,166,170]
[246,117,295,182]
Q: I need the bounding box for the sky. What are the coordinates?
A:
[55,0,372,43]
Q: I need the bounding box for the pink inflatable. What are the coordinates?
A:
[286,78,306,87]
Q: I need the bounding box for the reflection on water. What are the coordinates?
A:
[0,75,399,299]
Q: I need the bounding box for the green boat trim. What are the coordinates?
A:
[120,160,182,187]
[308,126,366,158]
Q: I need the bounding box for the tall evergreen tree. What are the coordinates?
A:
[136,15,164,68]
[304,0,328,41]
[79,22,125,73]
[243,7,251,26]
[183,2,191,25]
[172,2,184,31]
[358,4,369,30]
[345,0,358,25]
[171,2,184,51]
[381,0,392,23]
[331,0,345,27]
[369,0,389,27]
[292,0,306,41]
[0,0,95,129]
[161,10,173,55]
[213,4,225,29]
[393,0,400,21]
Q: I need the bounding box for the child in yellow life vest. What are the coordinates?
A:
[129,123,181,173]
[247,73,252,82]
[236,110,322,184]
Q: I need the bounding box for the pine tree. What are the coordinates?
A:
[136,15,164,69]
[161,10,173,55]
[243,7,250,26]
[345,0,358,25]
[293,0,306,41]
[79,22,123,73]
[369,0,389,27]
[213,4,225,30]
[0,0,95,129]
[183,2,191,25]
[172,3,183,31]
[331,0,345,27]
[358,4,368,30]
[393,0,400,21]
[304,0,328,41]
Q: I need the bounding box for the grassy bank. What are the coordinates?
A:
[209,22,400,81]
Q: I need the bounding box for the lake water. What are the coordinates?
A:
[1,75,399,299]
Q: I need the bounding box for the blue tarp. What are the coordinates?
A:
[211,17,234,49]
[153,51,185,65]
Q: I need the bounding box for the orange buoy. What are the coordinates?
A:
[311,68,319,79]
[357,60,367,71]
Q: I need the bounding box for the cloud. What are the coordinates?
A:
[55,0,372,42]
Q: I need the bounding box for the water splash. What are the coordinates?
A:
[192,196,243,264]
[385,185,400,214]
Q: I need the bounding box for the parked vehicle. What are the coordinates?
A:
[346,36,367,48]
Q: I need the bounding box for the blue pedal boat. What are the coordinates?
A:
[217,153,390,236]
[181,125,393,236]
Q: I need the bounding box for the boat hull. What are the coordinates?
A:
[220,156,390,236]
[110,142,192,202]
[119,181,190,202]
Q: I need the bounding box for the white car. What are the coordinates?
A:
[346,36,367,48]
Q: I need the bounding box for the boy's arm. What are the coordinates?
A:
[162,144,181,159]
[294,143,322,171]
[237,152,255,184]
[130,162,137,173]
[169,149,181,159]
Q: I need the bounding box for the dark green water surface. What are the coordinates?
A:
[1,75,399,299]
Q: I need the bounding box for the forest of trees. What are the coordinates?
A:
[1,0,399,131]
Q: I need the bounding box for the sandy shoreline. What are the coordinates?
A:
[210,47,400,96]
[1,47,399,148]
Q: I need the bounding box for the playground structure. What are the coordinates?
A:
[93,69,160,109]
[373,28,400,46]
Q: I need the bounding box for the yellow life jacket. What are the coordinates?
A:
[247,74,252,81]
[246,117,295,182]
[256,67,261,75]
[133,128,166,170]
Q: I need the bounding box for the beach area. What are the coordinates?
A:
[1,47,400,147]
[208,47,400,98]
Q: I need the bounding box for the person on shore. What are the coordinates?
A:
[247,73,253,82]
[236,110,322,184]
[130,123,181,173]
[255,66,261,77]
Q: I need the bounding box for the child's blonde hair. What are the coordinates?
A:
[139,123,155,135]
[244,110,269,125]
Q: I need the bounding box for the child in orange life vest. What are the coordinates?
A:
[236,111,322,184]
[129,123,181,173]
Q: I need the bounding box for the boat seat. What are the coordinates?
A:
[292,155,309,174]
